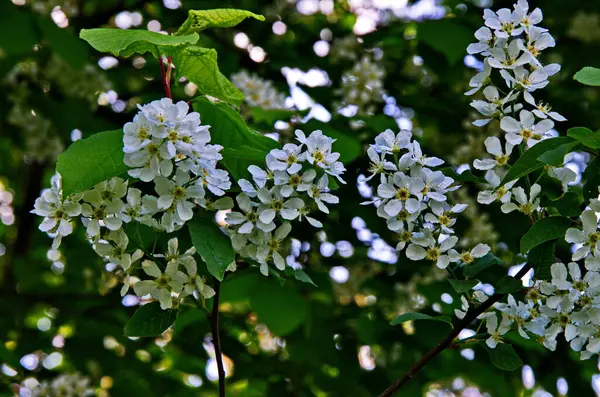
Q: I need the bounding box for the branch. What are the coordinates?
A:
[377,263,533,397]
[210,278,226,397]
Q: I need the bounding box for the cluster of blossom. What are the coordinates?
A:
[17,373,95,397]
[476,254,600,360]
[336,55,386,115]
[363,128,490,269]
[32,98,231,308]
[225,129,345,276]
[231,70,288,110]
[466,0,576,208]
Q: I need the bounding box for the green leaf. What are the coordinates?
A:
[541,191,582,217]
[447,278,480,293]
[250,107,298,126]
[483,344,523,371]
[79,28,199,58]
[495,276,523,294]
[176,9,265,35]
[566,127,600,149]
[124,302,178,337]
[502,137,574,184]
[537,141,580,166]
[294,269,317,287]
[520,216,571,254]
[173,46,244,105]
[221,146,268,181]
[188,212,235,281]
[390,312,453,328]
[193,97,279,154]
[56,129,129,197]
[567,127,593,141]
[574,67,600,86]
[463,253,504,277]
[249,280,308,336]
[584,156,600,202]
[527,240,556,281]
[418,19,473,64]
[123,222,159,252]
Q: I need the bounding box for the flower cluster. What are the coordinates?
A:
[336,55,386,115]
[467,0,572,204]
[480,260,600,360]
[231,70,288,110]
[226,129,345,276]
[32,98,231,308]
[363,128,490,269]
[18,373,95,397]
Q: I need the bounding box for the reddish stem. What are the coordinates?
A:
[158,56,172,99]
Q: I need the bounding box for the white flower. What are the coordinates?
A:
[455,295,470,319]
[248,165,271,188]
[477,170,517,205]
[365,146,397,180]
[470,86,519,126]
[547,166,576,191]
[473,136,514,171]
[406,233,458,269]
[565,210,600,261]
[500,183,541,215]
[274,169,317,197]
[32,175,81,249]
[500,110,554,146]
[482,312,512,348]
[513,0,543,31]
[518,26,555,61]
[488,40,531,69]
[409,141,444,168]
[124,137,173,182]
[467,27,495,56]
[256,222,293,274]
[377,172,424,217]
[266,144,303,174]
[133,259,186,310]
[226,194,275,234]
[424,201,467,234]
[373,129,412,154]
[80,190,124,237]
[256,186,305,223]
[484,8,523,39]
[500,66,549,92]
[300,174,340,214]
[123,113,153,154]
[465,60,492,95]
[523,91,566,121]
[154,170,204,222]
[448,243,490,265]
[231,70,288,109]
[119,188,158,224]
[497,295,531,339]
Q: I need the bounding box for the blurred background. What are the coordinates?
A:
[2,0,600,396]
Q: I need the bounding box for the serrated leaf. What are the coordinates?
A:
[520,216,571,254]
[173,46,244,104]
[527,240,556,281]
[390,312,453,328]
[502,137,574,184]
[447,278,480,293]
[495,276,523,293]
[188,212,235,281]
[463,253,504,277]
[80,28,198,58]
[294,269,317,287]
[56,129,129,197]
[124,302,178,337]
[176,9,264,35]
[483,344,523,371]
[574,67,600,86]
[584,156,600,202]
[537,141,580,166]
